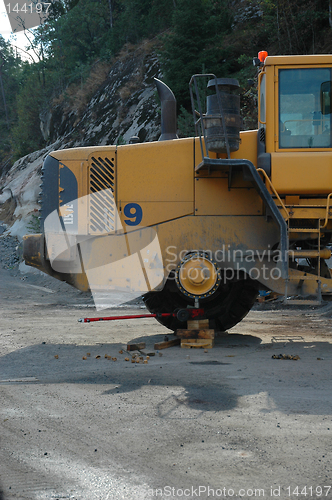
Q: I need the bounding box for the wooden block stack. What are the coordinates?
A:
[177,319,215,349]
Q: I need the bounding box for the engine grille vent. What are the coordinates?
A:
[89,156,116,233]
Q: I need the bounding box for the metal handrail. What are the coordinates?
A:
[320,192,332,229]
[256,168,289,221]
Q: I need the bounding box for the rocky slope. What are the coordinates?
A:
[0,40,163,253]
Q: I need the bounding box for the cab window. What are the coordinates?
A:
[279,68,332,148]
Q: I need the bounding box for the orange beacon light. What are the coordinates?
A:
[258,51,268,63]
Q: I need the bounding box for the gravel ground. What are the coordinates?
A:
[0,234,332,500]
[0,234,20,270]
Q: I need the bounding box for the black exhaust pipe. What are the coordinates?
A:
[154,78,178,141]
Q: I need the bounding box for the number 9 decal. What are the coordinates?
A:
[124,203,143,226]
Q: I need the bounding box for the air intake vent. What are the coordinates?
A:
[258,127,265,143]
[89,156,116,234]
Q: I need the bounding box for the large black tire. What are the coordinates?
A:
[143,276,259,332]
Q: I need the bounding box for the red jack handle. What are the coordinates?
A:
[78,308,205,323]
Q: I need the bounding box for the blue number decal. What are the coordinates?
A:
[124,203,143,226]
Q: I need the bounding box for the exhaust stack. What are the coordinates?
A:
[154,78,178,141]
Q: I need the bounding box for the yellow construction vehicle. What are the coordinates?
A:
[23,52,332,331]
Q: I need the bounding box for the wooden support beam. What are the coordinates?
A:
[154,338,181,350]
[181,339,214,349]
[187,319,209,329]
[176,329,215,339]
[127,342,146,351]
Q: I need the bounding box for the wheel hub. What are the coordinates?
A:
[175,252,221,299]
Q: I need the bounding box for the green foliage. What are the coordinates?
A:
[11,72,46,159]
[59,1,110,63]
[116,135,126,145]
[259,0,329,54]
[26,213,41,233]
[1,0,332,169]
[1,0,179,164]
[0,36,22,169]
[177,105,195,137]
[43,0,176,69]
[234,54,257,88]
[159,0,233,107]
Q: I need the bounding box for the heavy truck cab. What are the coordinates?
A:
[256,54,332,303]
[260,55,332,194]
[23,53,332,331]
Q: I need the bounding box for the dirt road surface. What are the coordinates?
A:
[0,264,332,500]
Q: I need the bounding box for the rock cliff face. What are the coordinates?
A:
[0,41,163,242]
[44,41,162,147]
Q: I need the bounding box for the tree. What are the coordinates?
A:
[159,0,232,107]
[260,0,329,54]
[0,36,22,169]
[11,71,45,159]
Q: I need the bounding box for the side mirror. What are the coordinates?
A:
[320,81,331,115]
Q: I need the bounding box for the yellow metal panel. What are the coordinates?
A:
[118,201,194,228]
[52,145,117,161]
[271,152,332,194]
[285,208,327,219]
[194,129,261,215]
[194,136,209,167]
[298,198,328,206]
[230,130,258,165]
[117,138,194,227]
[117,139,194,202]
[196,130,258,168]
[192,131,257,167]
[193,129,262,214]
[195,176,262,215]
[285,196,300,205]
[265,55,332,66]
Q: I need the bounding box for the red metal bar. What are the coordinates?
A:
[78,313,172,323]
[78,308,205,323]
